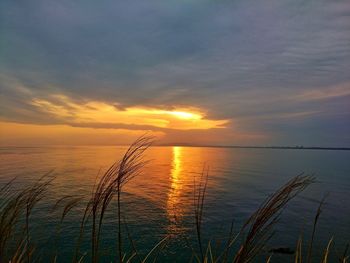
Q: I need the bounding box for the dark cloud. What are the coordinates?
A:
[1,0,350,145]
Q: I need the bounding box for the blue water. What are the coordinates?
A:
[0,146,349,262]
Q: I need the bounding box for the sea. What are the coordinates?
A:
[0,146,349,262]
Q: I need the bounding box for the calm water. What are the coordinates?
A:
[0,146,349,262]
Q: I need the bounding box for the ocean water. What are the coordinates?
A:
[0,146,349,262]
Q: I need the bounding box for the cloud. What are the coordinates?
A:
[1,0,350,145]
[28,94,229,130]
[294,83,350,101]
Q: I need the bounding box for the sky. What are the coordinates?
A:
[0,0,350,146]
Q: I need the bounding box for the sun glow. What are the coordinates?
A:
[30,95,228,130]
[167,111,201,120]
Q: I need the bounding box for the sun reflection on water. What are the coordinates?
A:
[166,146,185,233]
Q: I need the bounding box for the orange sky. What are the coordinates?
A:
[0,94,268,146]
[0,94,233,146]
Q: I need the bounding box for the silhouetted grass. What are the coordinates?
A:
[0,136,348,263]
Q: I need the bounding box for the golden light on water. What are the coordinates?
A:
[166,146,184,230]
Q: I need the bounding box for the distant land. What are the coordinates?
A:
[160,144,350,151]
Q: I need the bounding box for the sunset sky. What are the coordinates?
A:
[1,0,349,146]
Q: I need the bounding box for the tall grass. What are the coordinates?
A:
[0,136,348,263]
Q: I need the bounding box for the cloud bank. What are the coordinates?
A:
[1,0,349,146]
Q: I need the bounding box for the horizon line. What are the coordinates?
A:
[1,144,349,151]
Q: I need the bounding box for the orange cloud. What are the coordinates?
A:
[30,94,228,130]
